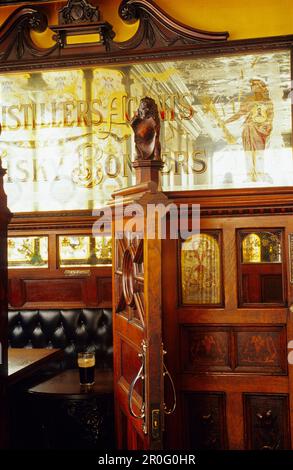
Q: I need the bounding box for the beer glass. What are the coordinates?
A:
[78,352,95,385]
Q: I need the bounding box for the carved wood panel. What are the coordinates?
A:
[235,327,287,374]
[181,327,231,372]
[244,394,290,450]
[115,235,144,327]
[183,392,227,450]
[181,325,287,375]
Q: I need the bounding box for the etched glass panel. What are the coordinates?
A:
[59,236,112,267]
[0,50,291,213]
[181,232,221,305]
[8,236,48,268]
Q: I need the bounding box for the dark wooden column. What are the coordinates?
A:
[0,157,12,449]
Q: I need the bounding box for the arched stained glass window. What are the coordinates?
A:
[241,231,282,263]
[181,232,222,305]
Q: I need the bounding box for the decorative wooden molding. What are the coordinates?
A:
[51,0,115,51]
[9,210,98,231]
[0,1,229,66]
[166,187,293,218]
[1,2,293,70]
[0,1,54,4]
[117,0,229,50]
[0,6,58,62]
[50,20,115,51]
[59,0,100,25]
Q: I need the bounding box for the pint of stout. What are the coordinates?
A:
[78,352,95,385]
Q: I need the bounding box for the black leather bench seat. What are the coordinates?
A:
[8,308,113,370]
[8,308,114,449]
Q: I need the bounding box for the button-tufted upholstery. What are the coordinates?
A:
[8,309,113,370]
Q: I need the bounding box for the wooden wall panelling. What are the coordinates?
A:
[283,218,293,447]
[234,326,287,374]
[8,213,112,309]
[244,393,290,449]
[162,197,293,450]
[183,392,227,450]
[180,326,232,373]
[180,324,287,375]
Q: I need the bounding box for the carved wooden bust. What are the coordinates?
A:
[131,97,161,162]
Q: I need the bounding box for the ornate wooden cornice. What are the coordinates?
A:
[0,6,58,62]
[166,187,293,218]
[0,3,292,72]
[59,0,100,25]
[117,0,228,50]
[0,1,230,67]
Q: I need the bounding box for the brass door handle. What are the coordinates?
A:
[128,340,147,434]
[163,349,176,415]
[128,362,145,419]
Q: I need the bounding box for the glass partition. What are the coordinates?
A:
[59,235,112,267]
[8,236,48,268]
[0,49,291,213]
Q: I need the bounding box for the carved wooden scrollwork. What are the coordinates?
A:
[0,6,57,62]
[0,1,230,68]
[117,0,229,50]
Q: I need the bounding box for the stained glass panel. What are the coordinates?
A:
[8,236,48,268]
[241,231,282,263]
[181,232,222,305]
[59,235,112,267]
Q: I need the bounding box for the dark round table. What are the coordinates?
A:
[27,369,114,449]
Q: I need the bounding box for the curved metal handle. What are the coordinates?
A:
[128,361,145,419]
[163,350,176,415]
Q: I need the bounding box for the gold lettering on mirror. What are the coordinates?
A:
[1,49,291,213]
